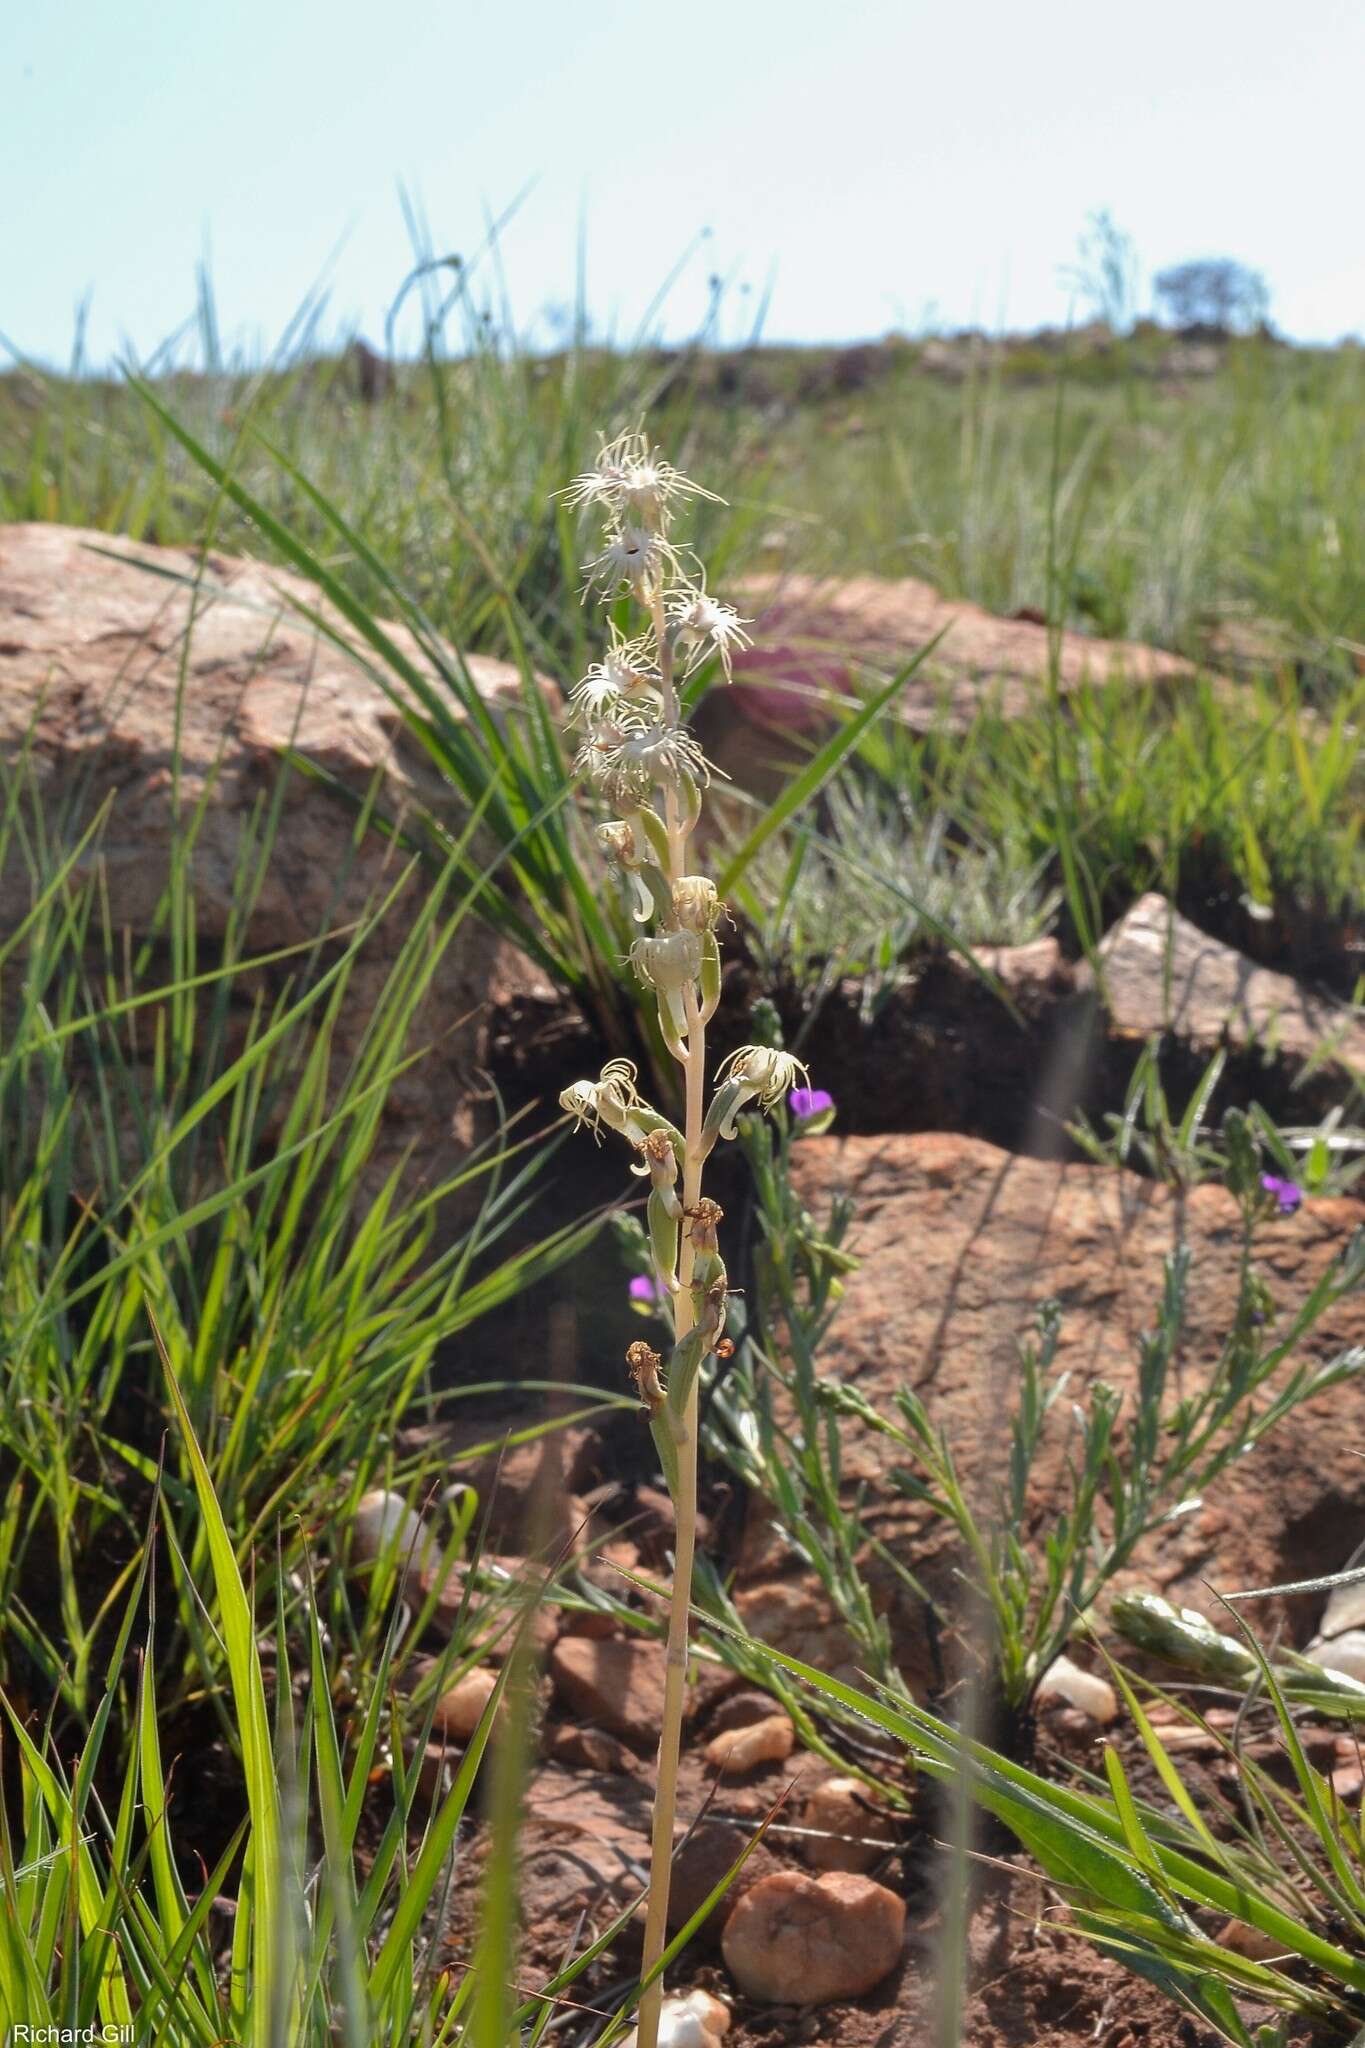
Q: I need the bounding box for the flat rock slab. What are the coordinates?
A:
[0,522,553,1217]
[0,522,541,939]
[1084,891,1365,1078]
[755,1134,1365,1663]
[730,571,1202,735]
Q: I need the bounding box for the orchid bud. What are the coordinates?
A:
[630,931,703,1054]
[672,875,721,932]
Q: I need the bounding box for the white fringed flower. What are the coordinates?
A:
[580,716,713,807]
[561,430,716,530]
[568,630,662,726]
[668,585,753,679]
[583,524,676,601]
[703,1043,812,1145]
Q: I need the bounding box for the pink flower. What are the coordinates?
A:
[788,1087,835,1120]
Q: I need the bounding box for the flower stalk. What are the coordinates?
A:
[557,432,805,2048]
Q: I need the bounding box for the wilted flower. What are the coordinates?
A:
[1261,1172,1304,1215]
[716,1045,809,1109]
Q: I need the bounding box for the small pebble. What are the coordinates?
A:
[801,1776,898,1873]
[709,1689,788,1735]
[722,1869,905,2004]
[1306,1629,1365,1683]
[619,1988,731,2046]
[1035,1653,1119,1724]
[352,1490,436,1585]
[704,1713,795,1775]
[431,1667,497,1741]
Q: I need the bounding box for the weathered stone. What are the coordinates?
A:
[516,1763,653,1921]
[1306,1629,1365,1682]
[0,522,554,1217]
[418,1557,559,1659]
[1318,1569,1365,1640]
[629,1816,775,1940]
[709,1689,791,1736]
[430,1667,497,1741]
[620,1989,731,2047]
[760,1134,1365,1652]
[1082,892,1365,1076]
[725,571,1202,744]
[549,1635,669,1752]
[350,1490,439,1589]
[800,1777,899,1874]
[445,1424,604,1555]
[720,1868,905,2004]
[539,1721,636,1774]
[704,1713,795,1775]
[1035,1655,1119,1725]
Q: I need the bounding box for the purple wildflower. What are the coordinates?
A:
[1261,1173,1303,1216]
[788,1087,835,1120]
[629,1273,667,1305]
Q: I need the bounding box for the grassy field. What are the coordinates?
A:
[5,317,1364,992]
[2,304,1364,2044]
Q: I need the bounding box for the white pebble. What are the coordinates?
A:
[619,1990,731,2047]
[1306,1629,1365,1683]
[1036,1653,1119,1724]
[351,1490,437,1586]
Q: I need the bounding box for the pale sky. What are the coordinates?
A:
[4,0,1362,370]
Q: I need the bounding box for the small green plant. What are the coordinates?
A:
[0,766,597,1727]
[816,1109,1365,1722]
[727,1614,1365,2045]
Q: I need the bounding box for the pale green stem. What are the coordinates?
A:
[637,591,702,2048]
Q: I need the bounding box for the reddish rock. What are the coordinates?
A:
[1082,892,1365,1076]
[704,1714,795,1775]
[724,570,1203,746]
[721,1868,905,2003]
[0,522,553,1222]
[446,1423,603,1554]
[539,1722,636,1774]
[430,1668,497,1742]
[549,1635,669,1752]
[800,1777,899,1874]
[709,1689,791,1736]
[767,1134,1365,1650]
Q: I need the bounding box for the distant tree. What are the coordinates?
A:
[1153,258,1269,334]
[1065,210,1140,332]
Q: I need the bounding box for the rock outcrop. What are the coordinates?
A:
[740,1134,1365,1677]
[0,522,554,1215]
